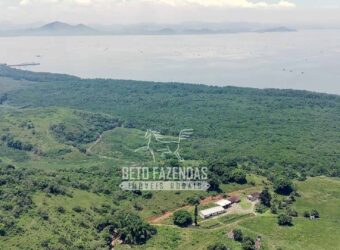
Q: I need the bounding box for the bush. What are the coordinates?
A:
[142,191,153,199]
[277,214,293,226]
[173,210,193,227]
[43,182,66,195]
[259,187,272,207]
[298,174,307,181]
[207,243,230,250]
[56,206,66,213]
[242,236,255,250]
[4,136,34,152]
[303,211,310,218]
[72,206,84,213]
[270,205,278,214]
[0,226,5,236]
[310,210,320,218]
[287,208,298,217]
[5,164,16,171]
[233,228,243,242]
[38,210,49,220]
[133,203,143,211]
[255,203,268,214]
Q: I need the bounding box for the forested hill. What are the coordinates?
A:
[1,64,339,176]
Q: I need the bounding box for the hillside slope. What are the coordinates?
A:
[1,65,339,177]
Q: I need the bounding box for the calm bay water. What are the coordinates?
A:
[1,30,340,94]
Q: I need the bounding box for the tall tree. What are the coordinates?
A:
[112,210,157,244]
[273,177,294,195]
[191,196,200,226]
[194,204,199,226]
[259,187,272,207]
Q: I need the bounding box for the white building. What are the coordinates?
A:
[199,199,234,219]
[199,206,226,219]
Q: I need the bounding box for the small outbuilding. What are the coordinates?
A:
[228,195,241,204]
[247,192,260,201]
[215,199,232,208]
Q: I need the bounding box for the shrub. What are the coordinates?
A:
[0,226,5,236]
[233,228,243,242]
[56,206,66,213]
[44,183,66,195]
[207,243,230,250]
[303,211,310,218]
[173,210,193,227]
[72,206,84,213]
[298,174,307,181]
[4,164,16,171]
[95,217,113,232]
[277,214,293,226]
[1,203,13,211]
[270,205,278,214]
[287,208,298,217]
[255,203,267,214]
[259,187,272,207]
[133,203,143,211]
[242,236,255,250]
[142,191,153,199]
[310,210,320,218]
[40,240,50,248]
[38,210,49,220]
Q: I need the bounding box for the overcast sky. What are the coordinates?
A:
[0,0,340,26]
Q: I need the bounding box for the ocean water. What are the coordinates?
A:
[1,30,340,95]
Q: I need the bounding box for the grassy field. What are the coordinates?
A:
[113,177,340,250]
[238,177,340,250]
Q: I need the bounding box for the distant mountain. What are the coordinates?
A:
[0,21,296,36]
[256,26,296,33]
[35,22,98,35]
[0,21,101,36]
[103,23,296,35]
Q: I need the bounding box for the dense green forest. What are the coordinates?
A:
[1,64,339,178]
[0,64,339,250]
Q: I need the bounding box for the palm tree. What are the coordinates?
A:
[193,197,200,226]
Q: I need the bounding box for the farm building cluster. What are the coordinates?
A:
[199,196,241,219]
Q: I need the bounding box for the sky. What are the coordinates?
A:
[0,0,339,27]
